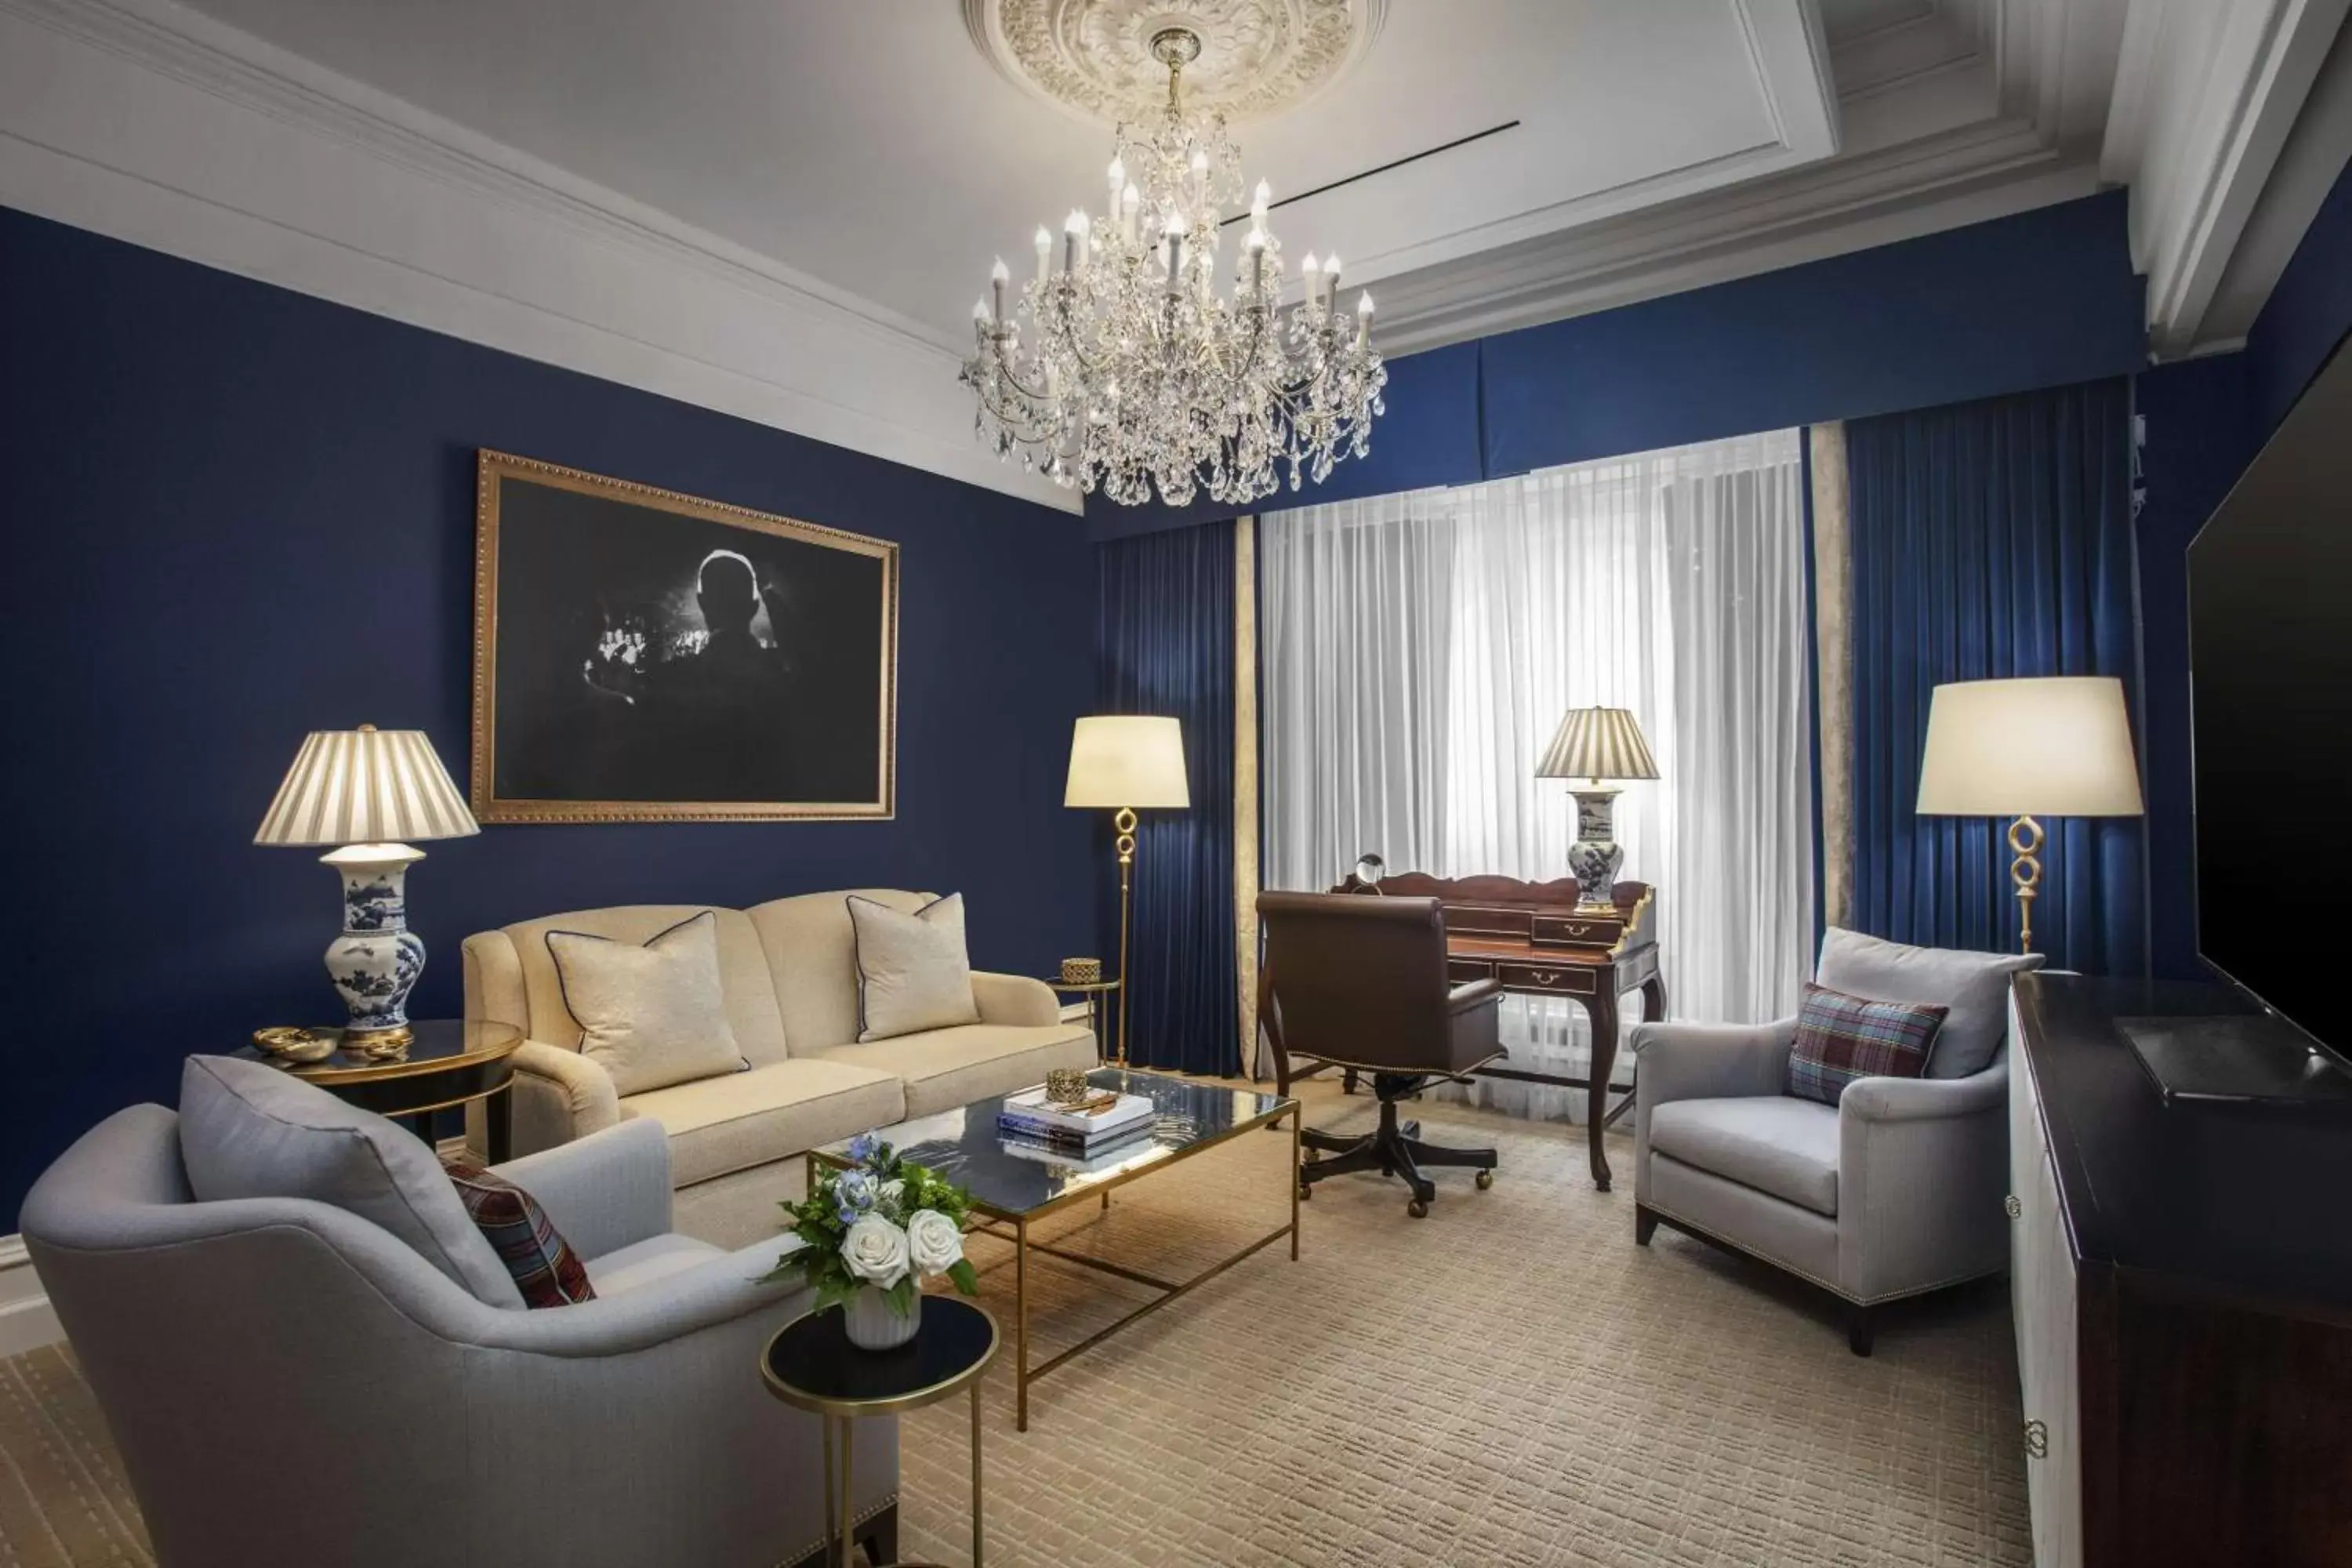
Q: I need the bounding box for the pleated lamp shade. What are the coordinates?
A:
[254,726,481,847]
[1535,707,1660,782]
[1065,716,1190,809]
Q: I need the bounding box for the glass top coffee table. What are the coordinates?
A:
[813,1067,1299,1430]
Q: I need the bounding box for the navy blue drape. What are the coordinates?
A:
[1094,521,1239,1076]
[1847,379,2145,975]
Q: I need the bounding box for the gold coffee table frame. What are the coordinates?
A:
[812,1089,1300,1432]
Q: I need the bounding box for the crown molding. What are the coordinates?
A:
[2105,0,2352,358]
[0,0,1081,514]
[1367,0,2125,356]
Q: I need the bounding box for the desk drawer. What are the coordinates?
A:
[1531,913,1626,949]
[1448,958,1497,985]
[1498,961,1598,996]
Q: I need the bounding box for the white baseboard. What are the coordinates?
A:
[0,1235,64,1356]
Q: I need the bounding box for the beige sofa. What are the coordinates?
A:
[463,889,1096,1248]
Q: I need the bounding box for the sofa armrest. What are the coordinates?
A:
[1838,1059,2009,1301]
[472,1039,621,1160]
[493,1119,673,1261]
[971,971,1061,1028]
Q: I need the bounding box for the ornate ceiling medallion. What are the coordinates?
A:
[965,0,1384,123]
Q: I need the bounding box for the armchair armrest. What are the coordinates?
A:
[1447,978,1502,1013]
[459,1236,815,1359]
[493,1118,673,1261]
[1838,1058,2010,1301]
[971,971,1061,1028]
[1632,1018,1799,1106]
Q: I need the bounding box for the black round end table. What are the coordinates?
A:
[760,1296,999,1568]
[236,1018,521,1160]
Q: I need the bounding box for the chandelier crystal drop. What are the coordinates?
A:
[960,27,1385,507]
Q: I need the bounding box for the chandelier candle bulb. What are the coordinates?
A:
[1357,291,1374,348]
[989,256,1009,323]
[1324,256,1341,311]
[1034,226,1051,285]
[1122,183,1141,241]
[1251,178,1271,230]
[1301,253,1320,311]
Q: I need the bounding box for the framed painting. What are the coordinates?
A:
[470,450,898,822]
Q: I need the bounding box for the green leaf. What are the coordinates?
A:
[947,1258,979,1296]
[886,1276,917,1315]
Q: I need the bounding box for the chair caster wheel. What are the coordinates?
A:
[1406,1199,1429,1218]
[1475,1170,1494,1191]
[1298,1183,1312,1202]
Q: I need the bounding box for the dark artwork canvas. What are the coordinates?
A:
[472,452,897,820]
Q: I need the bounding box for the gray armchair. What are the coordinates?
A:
[1630,927,2039,1355]
[18,1110,896,1567]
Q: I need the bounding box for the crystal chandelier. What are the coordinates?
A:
[960,27,1386,507]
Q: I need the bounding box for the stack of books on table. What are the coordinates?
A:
[997,1086,1156,1162]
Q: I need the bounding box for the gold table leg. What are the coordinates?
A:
[820,1414,837,1568]
[1290,1107,1301,1261]
[1014,1213,1030,1432]
[836,1415,855,1568]
[971,1381,985,1568]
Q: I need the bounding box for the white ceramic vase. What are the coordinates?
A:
[843,1284,921,1351]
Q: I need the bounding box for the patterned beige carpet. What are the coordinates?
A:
[0,1081,2028,1566]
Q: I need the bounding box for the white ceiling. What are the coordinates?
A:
[170,0,1837,343]
[2,0,2344,510]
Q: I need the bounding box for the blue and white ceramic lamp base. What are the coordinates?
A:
[1564,786,1626,913]
[322,842,429,1056]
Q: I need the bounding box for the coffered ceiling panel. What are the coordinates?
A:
[172,0,1838,339]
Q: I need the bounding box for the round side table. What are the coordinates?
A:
[1047,978,1123,1065]
[235,1019,522,1160]
[760,1297,999,1568]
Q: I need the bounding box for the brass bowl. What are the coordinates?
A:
[1044,1067,1091,1106]
[252,1026,336,1065]
[1060,957,1102,985]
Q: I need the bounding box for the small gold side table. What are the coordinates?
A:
[1047,978,1124,1065]
[760,1297,999,1568]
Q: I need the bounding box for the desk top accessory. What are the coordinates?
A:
[254,725,480,1056]
[1914,676,2143,953]
[1535,707,1660,913]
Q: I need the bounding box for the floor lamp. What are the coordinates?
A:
[1065,716,1190,1066]
[1915,676,2145,953]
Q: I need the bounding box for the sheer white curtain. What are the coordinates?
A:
[1260,431,1814,1109]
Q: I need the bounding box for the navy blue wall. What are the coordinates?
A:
[1091,191,2146,536]
[0,205,1097,1224]
[2133,148,2352,978]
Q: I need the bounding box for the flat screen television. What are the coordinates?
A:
[2188,333,2352,1072]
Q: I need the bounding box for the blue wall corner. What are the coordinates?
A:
[0,204,1100,1225]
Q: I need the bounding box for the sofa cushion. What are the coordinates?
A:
[177,1054,524,1308]
[546,911,749,1096]
[584,1232,724,1298]
[1646,1096,1841,1217]
[851,893,982,1041]
[619,1059,906,1187]
[494,905,790,1067]
[749,888,931,1053]
[441,1155,597,1308]
[1784,983,1946,1107]
[811,1022,1098,1119]
[1817,927,2042,1079]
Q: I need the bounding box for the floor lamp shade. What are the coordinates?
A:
[1915,677,2144,953]
[1065,716,1189,1069]
[1065,716,1191,809]
[255,725,478,1052]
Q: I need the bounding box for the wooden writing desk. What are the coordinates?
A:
[1334,872,1666,1191]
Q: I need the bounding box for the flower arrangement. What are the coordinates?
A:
[766,1134,979,1323]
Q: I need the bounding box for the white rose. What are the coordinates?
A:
[905,1208,965,1277]
[878,1178,906,1213]
[840,1214,909,1288]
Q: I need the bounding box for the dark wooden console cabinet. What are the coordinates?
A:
[2010,972,2352,1567]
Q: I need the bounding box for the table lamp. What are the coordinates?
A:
[1065,715,1189,1066]
[1915,676,2144,953]
[254,724,481,1054]
[1536,706,1660,913]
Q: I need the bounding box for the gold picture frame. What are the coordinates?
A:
[470,450,898,822]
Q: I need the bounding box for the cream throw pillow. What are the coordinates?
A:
[545,911,748,1096]
[851,893,982,1041]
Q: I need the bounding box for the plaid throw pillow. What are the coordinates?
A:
[441,1156,597,1308]
[1785,982,1950,1106]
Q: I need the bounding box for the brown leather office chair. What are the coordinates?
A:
[1258,891,1505,1217]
